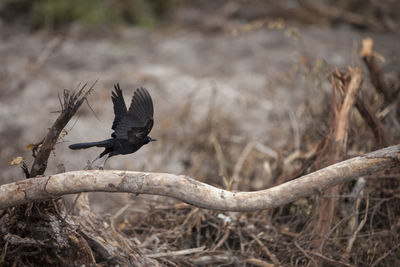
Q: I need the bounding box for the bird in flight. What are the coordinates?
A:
[69,83,156,169]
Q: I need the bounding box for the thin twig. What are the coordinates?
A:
[244,258,274,267]
[146,246,206,258]
[371,242,400,267]
[294,241,317,266]
[210,133,230,188]
[249,232,280,266]
[232,142,255,190]
[309,251,354,267]
[345,195,370,258]
[212,229,230,251]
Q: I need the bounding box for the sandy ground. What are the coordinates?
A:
[1,21,399,199]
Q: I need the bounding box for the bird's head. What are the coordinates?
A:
[144,136,157,144]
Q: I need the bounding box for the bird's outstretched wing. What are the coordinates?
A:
[111,83,128,133]
[114,87,154,143]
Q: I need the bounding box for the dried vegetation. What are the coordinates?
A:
[0,29,399,267]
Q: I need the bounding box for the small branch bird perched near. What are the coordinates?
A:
[69,83,156,169]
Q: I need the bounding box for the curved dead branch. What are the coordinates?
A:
[2,145,399,211]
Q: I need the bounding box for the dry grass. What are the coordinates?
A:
[105,50,400,266]
[0,29,399,266]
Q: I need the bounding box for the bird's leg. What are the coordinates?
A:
[98,154,110,170]
[85,154,101,169]
[91,154,101,164]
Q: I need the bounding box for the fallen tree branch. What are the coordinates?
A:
[1,145,399,211]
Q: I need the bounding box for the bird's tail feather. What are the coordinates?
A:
[69,139,113,150]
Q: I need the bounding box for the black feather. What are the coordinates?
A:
[68,83,156,169]
[114,86,154,142]
[111,83,128,131]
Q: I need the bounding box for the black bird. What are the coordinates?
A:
[69,83,156,169]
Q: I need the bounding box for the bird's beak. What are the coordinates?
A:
[151,138,157,142]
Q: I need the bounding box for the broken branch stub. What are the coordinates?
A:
[29,83,95,177]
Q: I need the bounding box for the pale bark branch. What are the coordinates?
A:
[335,67,362,145]
[315,68,363,248]
[2,145,399,211]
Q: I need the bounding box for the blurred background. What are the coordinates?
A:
[1,0,399,183]
[0,0,399,265]
[1,0,400,208]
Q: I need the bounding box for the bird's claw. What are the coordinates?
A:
[85,160,93,170]
[94,164,105,170]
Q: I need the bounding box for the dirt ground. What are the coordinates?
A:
[0,2,400,265]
